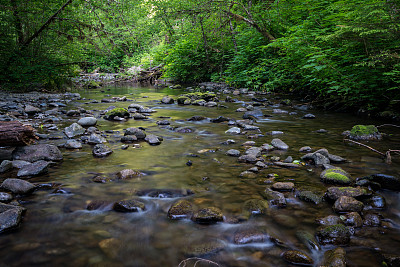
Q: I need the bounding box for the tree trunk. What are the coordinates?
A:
[0,121,38,146]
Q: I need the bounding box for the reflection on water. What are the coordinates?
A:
[1,84,399,266]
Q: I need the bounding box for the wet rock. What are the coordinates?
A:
[262,188,286,208]
[176,127,194,133]
[348,125,382,141]
[326,186,368,201]
[364,194,386,210]
[145,134,161,145]
[77,117,97,127]
[0,160,13,173]
[274,162,300,168]
[161,96,174,104]
[192,207,223,224]
[382,254,400,267]
[364,174,400,191]
[98,238,122,259]
[0,204,26,233]
[271,138,289,150]
[121,135,137,143]
[243,199,269,215]
[248,167,259,173]
[136,189,194,198]
[297,190,323,204]
[283,156,293,163]
[66,110,80,116]
[226,149,240,157]
[234,228,269,244]
[303,113,315,119]
[244,147,262,157]
[12,160,31,169]
[339,212,362,229]
[113,199,145,212]
[316,215,343,226]
[255,161,267,169]
[167,199,194,220]
[86,200,111,210]
[64,123,85,138]
[225,127,241,134]
[282,250,314,265]
[88,133,107,145]
[13,144,62,162]
[157,120,170,125]
[238,154,258,163]
[64,140,82,149]
[125,127,146,139]
[92,144,113,157]
[333,196,364,213]
[239,171,257,178]
[261,143,275,152]
[320,168,352,185]
[322,247,346,267]
[17,160,49,177]
[271,182,294,191]
[116,169,143,179]
[299,146,312,153]
[243,110,263,119]
[302,152,330,165]
[24,105,41,115]
[1,178,35,194]
[0,192,12,203]
[92,175,111,183]
[0,147,15,161]
[185,240,225,257]
[133,113,148,120]
[296,230,320,251]
[104,108,129,120]
[273,109,288,114]
[363,213,381,226]
[316,224,353,245]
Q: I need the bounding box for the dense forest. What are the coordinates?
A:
[1,0,399,114]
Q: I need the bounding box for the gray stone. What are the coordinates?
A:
[133,113,148,120]
[64,123,85,138]
[0,192,12,203]
[92,144,113,158]
[263,188,286,208]
[64,140,82,149]
[12,144,63,162]
[88,133,107,145]
[238,154,258,163]
[77,117,97,127]
[299,146,312,153]
[11,160,31,169]
[271,182,294,191]
[226,149,240,157]
[0,204,25,233]
[121,135,137,143]
[245,147,262,157]
[271,138,289,150]
[1,178,35,194]
[333,196,364,213]
[225,127,241,134]
[161,96,174,104]
[145,134,161,145]
[302,152,330,165]
[0,160,13,173]
[24,105,40,115]
[303,113,315,119]
[17,160,50,177]
[125,127,146,139]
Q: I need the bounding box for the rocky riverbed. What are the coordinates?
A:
[0,84,399,266]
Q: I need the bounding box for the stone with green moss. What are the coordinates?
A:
[349,125,382,140]
[167,199,194,220]
[320,168,351,185]
[297,190,324,204]
[192,99,206,105]
[185,240,225,257]
[104,108,129,120]
[242,199,269,216]
[316,224,352,245]
[326,186,369,201]
[85,80,100,88]
[177,96,190,105]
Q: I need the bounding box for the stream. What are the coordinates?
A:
[0,84,399,267]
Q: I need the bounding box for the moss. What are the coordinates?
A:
[85,80,100,88]
[350,125,378,136]
[105,108,128,117]
[325,172,351,183]
[321,168,351,185]
[177,96,190,105]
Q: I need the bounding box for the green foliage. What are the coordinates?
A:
[350,125,379,136]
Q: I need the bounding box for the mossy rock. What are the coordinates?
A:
[85,80,101,88]
[192,99,206,105]
[177,96,190,105]
[297,190,324,204]
[242,199,269,216]
[113,199,145,212]
[282,250,314,265]
[316,224,353,245]
[185,240,225,257]
[192,207,223,224]
[104,108,129,120]
[320,168,351,185]
[349,125,382,140]
[167,199,193,220]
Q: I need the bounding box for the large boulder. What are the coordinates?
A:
[271,138,289,150]
[1,178,35,194]
[12,144,63,162]
[77,117,97,127]
[125,127,146,139]
[17,160,50,177]
[0,203,26,233]
[161,96,174,104]
[64,123,85,138]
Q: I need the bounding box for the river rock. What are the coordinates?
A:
[238,154,258,163]
[0,204,26,233]
[12,144,63,162]
[225,127,241,134]
[167,199,194,220]
[92,144,113,157]
[348,125,382,141]
[145,134,161,145]
[136,189,194,198]
[297,190,323,204]
[234,228,269,244]
[77,117,97,127]
[17,160,49,177]
[157,120,170,125]
[296,230,320,251]
[364,194,386,210]
[0,160,13,173]
[320,168,352,185]
[271,139,289,150]
[322,247,346,267]
[12,160,31,169]
[161,96,174,104]
[245,147,262,157]
[316,224,353,245]
[192,207,223,224]
[364,174,400,191]
[98,238,122,259]
[273,109,288,114]
[113,199,145,212]
[0,192,12,203]
[121,135,137,143]
[226,149,240,157]
[242,199,269,215]
[299,146,312,153]
[185,240,225,257]
[64,123,85,138]
[24,105,41,115]
[116,169,143,179]
[282,250,314,265]
[302,152,330,165]
[316,215,343,226]
[274,162,300,168]
[340,212,363,227]
[363,213,381,226]
[87,133,107,145]
[133,113,148,120]
[125,127,146,139]
[64,140,82,149]
[1,178,35,194]
[326,186,368,201]
[262,188,286,208]
[271,182,294,191]
[86,200,112,211]
[333,196,364,213]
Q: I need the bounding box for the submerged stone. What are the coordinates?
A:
[234,228,269,244]
[242,199,269,215]
[297,190,324,204]
[113,199,145,212]
[185,240,225,257]
[340,212,363,228]
[296,230,320,251]
[92,144,113,158]
[192,207,223,224]
[136,189,194,198]
[282,250,314,265]
[322,247,346,267]
[333,196,364,213]
[167,199,194,220]
[316,224,353,245]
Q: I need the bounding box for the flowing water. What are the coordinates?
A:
[1,84,400,266]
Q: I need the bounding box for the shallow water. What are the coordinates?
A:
[1,84,400,266]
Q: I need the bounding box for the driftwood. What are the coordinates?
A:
[0,121,38,146]
[135,65,163,84]
[344,138,400,164]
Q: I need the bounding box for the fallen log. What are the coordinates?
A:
[0,121,38,146]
